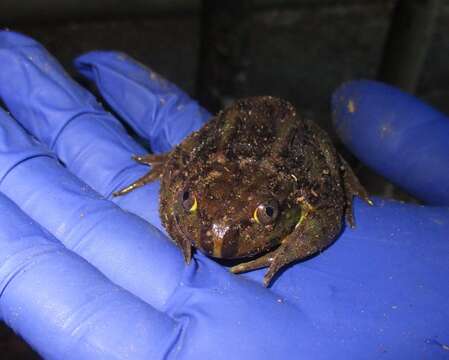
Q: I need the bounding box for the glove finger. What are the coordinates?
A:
[332,80,449,205]
[0,30,160,225]
[0,108,183,309]
[0,193,179,360]
[74,51,211,153]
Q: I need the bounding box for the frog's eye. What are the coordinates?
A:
[180,190,197,212]
[253,201,279,225]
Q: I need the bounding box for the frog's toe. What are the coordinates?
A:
[132,153,168,165]
[230,261,262,274]
[182,244,192,264]
[263,258,286,287]
[263,268,276,287]
[345,205,356,228]
[230,263,246,274]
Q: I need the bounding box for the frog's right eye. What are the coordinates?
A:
[253,200,279,225]
[180,190,197,212]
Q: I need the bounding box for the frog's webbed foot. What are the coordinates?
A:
[339,155,373,228]
[112,153,168,196]
[232,210,341,287]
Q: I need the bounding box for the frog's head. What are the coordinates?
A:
[172,159,301,259]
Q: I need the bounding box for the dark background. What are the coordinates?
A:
[0,0,447,358]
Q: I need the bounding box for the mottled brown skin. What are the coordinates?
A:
[114,96,372,286]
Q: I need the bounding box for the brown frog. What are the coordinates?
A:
[114,96,372,286]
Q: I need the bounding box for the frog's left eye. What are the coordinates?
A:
[180,190,197,212]
[253,200,279,225]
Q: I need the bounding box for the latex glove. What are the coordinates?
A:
[0,31,447,359]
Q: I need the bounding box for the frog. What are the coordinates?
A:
[114,96,372,286]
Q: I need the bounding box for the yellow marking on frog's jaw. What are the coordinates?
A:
[295,211,308,229]
[253,207,260,224]
[295,202,314,229]
[347,99,356,113]
[189,197,198,212]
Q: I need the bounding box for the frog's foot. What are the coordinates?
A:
[230,251,277,276]
[262,234,330,286]
[113,165,163,196]
[262,236,318,287]
[230,237,319,287]
[113,153,169,196]
[339,155,373,228]
[230,238,312,287]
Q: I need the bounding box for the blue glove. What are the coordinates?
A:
[0,31,447,359]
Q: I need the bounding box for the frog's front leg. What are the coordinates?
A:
[231,207,342,287]
[230,251,277,278]
[112,153,169,196]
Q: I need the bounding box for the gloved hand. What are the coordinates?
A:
[0,31,447,360]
